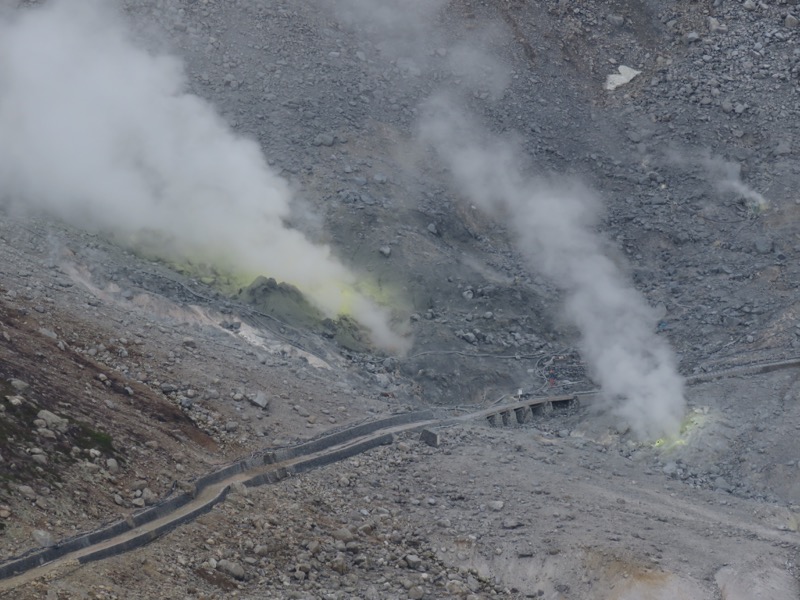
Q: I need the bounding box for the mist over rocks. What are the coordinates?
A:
[418,99,685,439]
[2,0,800,597]
[325,0,686,438]
[0,0,408,353]
[0,0,794,408]
[318,0,797,433]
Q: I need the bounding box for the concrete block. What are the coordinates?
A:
[515,406,531,424]
[419,428,441,447]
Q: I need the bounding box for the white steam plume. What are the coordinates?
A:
[0,1,409,353]
[664,148,768,210]
[420,97,685,439]
[701,153,768,210]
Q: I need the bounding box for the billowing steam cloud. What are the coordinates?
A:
[327,0,686,438]
[0,1,408,353]
[420,97,686,439]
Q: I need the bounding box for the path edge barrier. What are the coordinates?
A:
[0,410,432,579]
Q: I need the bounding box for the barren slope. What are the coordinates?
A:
[2,0,800,598]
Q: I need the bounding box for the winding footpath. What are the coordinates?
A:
[0,395,573,590]
[2,355,800,590]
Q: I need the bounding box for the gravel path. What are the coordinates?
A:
[2,0,800,598]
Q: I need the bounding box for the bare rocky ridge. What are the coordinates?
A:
[2,0,800,598]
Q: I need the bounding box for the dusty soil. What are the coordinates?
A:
[2,0,800,598]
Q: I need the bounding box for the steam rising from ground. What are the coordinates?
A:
[328,0,686,437]
[420,98,685,439]
[701,153,768,210]
[664,148,768,210]
[0,1,408,353]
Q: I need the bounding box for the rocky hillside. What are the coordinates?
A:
[1,0,800,598]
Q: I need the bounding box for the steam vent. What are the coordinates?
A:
[0,1,798,598]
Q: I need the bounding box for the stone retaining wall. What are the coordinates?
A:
[0,410,432,580]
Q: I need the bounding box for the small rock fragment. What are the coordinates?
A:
[32,529,54,548]
[217,559,245,580]
[250,391,270,409]
[419,429,441,448]
[708,17,727,32]
[10,379,29,391]
[17,485,37,500]
[230,481,249,497]
[312,133,336,147]
[502,518,524,529]
[37,410,68,432]
[775,140,792,156]
[142,488,157,505]
[332,528,356,542]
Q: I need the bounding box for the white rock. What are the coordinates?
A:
[605,65,641,91]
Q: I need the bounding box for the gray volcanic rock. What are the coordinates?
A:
[1,0,800,598]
